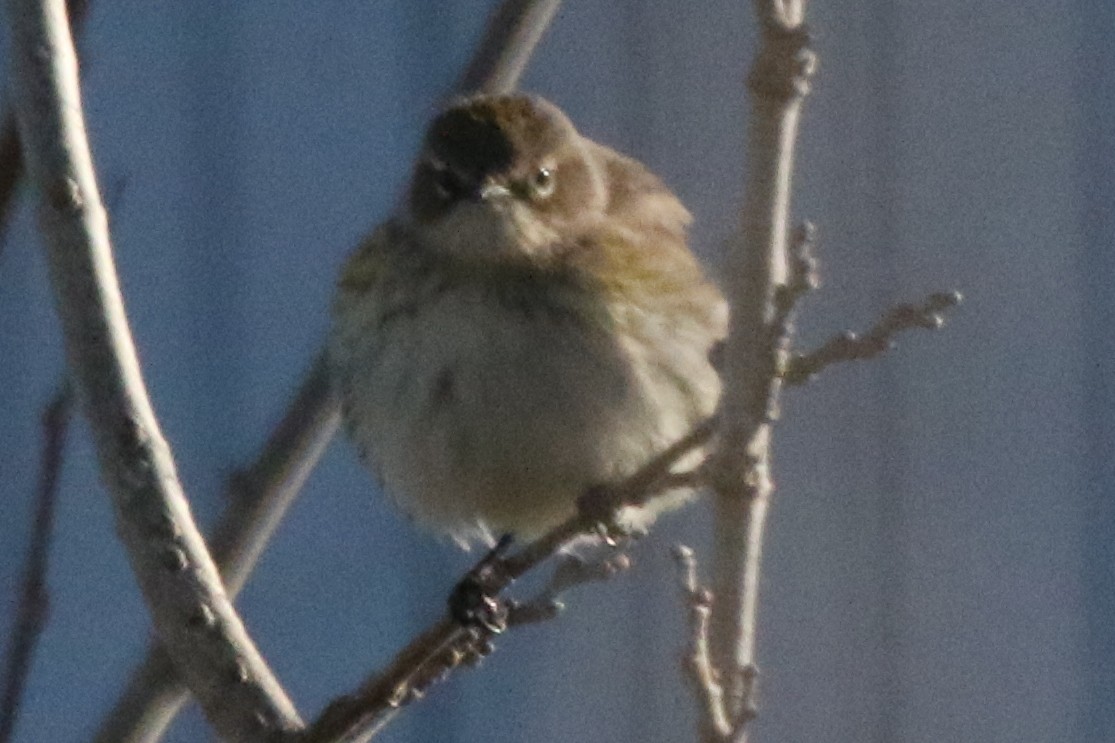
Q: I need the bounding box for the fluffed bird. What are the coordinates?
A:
[330,94,725,547]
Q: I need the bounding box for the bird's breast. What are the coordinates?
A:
[331,257,718,543]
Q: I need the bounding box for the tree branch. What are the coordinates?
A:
[457,0,561,95]
[5,1,301,740]
[0,116,23,261]
[783,291,963,385]
[0,0,87,262]
[89,1,563,741]
[701,1,815,740]
[92,353,339,743]
[672,545,731,742]
[0,382,71,743]
[302,414,715,743]
[506,550,632,627]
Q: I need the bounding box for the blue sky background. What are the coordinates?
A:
[1,2,1112,741]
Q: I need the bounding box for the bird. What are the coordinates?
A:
[329,93,726,549]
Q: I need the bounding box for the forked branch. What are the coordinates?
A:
[784,291,963,385]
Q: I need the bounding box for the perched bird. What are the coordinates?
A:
[330,94,725,548]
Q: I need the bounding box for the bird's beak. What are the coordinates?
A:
[478,182,512,202]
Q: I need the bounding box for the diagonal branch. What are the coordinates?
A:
[0,115,24,260]
[303,415,715,743]
[5,1,301,740]
[457,0,561,95]
[783,291,963,385]
[90,2,563,742]
[0,381,71,743]
[91,353,339,743]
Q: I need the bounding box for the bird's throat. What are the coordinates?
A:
[413,201,559,263]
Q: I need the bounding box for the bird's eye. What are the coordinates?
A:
[531,167,556,199]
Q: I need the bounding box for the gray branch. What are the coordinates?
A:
[89,0,563,741]
[457,0,561,95]
[672,545,732,741]
[4,1,301,740]
[701,1,815,741]
[303,414,714,743]
[0,0,88,261]
[783,291,963,385]
[0,382,71,743]
[92,353,339,743]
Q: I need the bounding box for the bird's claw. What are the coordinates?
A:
[449,534,513,633]
[449,578,509,633]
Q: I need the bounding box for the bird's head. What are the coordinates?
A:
[407,94,608,262]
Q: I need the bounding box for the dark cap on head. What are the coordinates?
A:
[408,94,604,225]
[424,95,576,183]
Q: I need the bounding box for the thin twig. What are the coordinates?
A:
[6,1,301,739]
[772,222,819,334]
[5,176,125,743]
[0,117,23,260]
[457,0,561,95]
[672,545,731,740]
[703,1,815,741]
[91,2,564,742]
[0,382,71,743]
[301,618,466,743]
[302,414,715,743]
[214,353,340,595]
[758,221,817,425]
[508,551,633,627]
[783,290,963,385]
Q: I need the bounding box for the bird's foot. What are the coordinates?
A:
[449,534,513,633]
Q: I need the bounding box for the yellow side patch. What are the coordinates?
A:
[337,227,391,293]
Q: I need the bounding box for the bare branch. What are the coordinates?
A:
[703,2,815,740]
[673,545,732,740]
[91,649,189,743]
[595,417,717,511]
[457,0,562,95]
[0,382,71,743]
[92,1,564,741]
[783,291,963,385]
[92,354,339,743]
[508,551,633,627]
[302,619,461,743]
[214,353,341,595]
[653,468,708,494]
[301,414,714,742]
[0,0,88,261]
[5,1,301,739]
[0,117,23,259]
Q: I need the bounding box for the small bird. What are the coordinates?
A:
[330,94,725,548]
